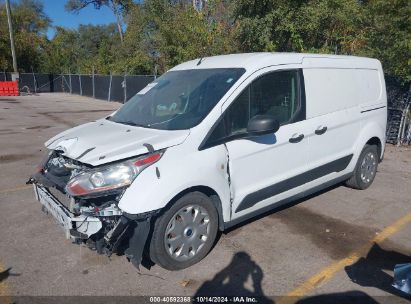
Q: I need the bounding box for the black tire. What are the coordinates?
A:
[149,191,219,270]
[345,144,379,190]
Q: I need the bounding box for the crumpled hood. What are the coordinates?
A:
[45,119,190,166]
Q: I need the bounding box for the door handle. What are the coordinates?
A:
[315,126,327,135]
[289,134,304,143]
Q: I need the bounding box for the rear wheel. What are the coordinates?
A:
[345,144,379,190]
[149,192,218,270]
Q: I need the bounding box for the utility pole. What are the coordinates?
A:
[5,0,18,73]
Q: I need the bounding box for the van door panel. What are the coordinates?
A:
[227,121,310,218]
[219,68,310,220]
[303,67,361,187]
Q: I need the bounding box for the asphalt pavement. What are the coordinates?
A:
[0,93,410,303]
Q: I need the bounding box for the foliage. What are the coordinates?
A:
[234,0,365,54]
[0,0,409,82]
[65,0,134,42]
[40,27,79,73]
[41,24,121,74]
[65,0,133,12]
[359,0,411,81]
[0,0,50,72]
[233,0,410,81]
[124,0,238,73]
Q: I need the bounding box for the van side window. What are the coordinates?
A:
[250,70,299,126]
[225,87,250,135]
[207,70,302,145]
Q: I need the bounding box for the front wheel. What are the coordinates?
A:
[345,144,379,190]
[149,192,219,270]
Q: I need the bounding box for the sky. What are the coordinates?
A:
[40,0,118,39]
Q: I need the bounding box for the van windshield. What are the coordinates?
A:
[110,68,245,130]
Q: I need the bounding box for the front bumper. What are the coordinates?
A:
[33,184,102,239]
[32,183,157,269]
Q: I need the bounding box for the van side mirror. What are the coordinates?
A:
[247,115,280,136]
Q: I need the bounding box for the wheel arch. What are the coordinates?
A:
[162,185,225,231]
[365,136,383,161]
[354,120,385,165]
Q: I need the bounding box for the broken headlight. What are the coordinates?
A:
[66,151,164,196]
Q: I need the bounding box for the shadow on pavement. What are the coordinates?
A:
[224,183,341,233]
[194,252,382,304]
[195,251,273,303]
[345,243,411,301]
[296,290,379,304]
[0,267,20,282]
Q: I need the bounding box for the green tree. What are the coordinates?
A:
[0,0,50,72]
[124,0,238,73]
[359,0,411,81]
[77,23,121,73]
[65,0,133,43]
[1,0,408,84]
[42,23,122,74]
[234,0,364,54]
[41,27,80,73]
[118,4,152,74]
[233,0,410,82]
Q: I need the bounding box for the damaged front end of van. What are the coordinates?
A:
[27,118,189,269]
[28,147,163,268]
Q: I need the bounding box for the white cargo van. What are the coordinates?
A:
[29,53,387,270]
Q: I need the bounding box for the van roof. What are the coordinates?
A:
[170,52,381,72]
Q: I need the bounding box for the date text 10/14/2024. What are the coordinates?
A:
[149,297,260,303]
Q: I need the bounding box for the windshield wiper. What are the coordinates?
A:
[115,120,149,128]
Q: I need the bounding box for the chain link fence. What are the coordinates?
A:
[385,77,411,145]
[0,72,155,103]
[0,71,410,145]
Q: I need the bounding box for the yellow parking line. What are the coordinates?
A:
[0,263,11,304]
[277,212,411,304]
[0,185,31,194]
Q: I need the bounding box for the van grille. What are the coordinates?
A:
[47,187,72,210]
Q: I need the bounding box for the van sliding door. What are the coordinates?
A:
[302,67,361,188]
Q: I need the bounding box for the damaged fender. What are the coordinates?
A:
[118,142,232,223]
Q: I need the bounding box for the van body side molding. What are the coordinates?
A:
[235,154,353,213]
[360,106,386,113]
[226,172,353,230]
